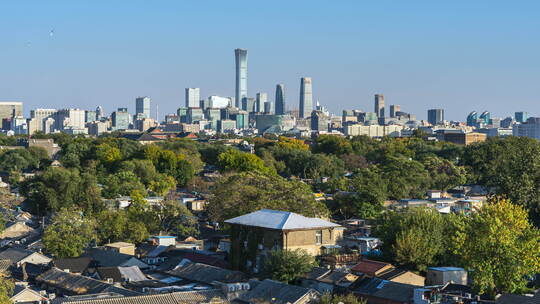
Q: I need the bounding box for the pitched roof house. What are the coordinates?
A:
[237,279,319,304]
[225,209,344,273]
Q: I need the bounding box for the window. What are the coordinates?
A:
[315,230,323,244]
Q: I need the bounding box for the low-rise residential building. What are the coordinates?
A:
[225,209,343,273]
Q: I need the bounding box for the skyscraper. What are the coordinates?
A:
[467,111,478,126]
[135,96,151,119]
[515,111,529,123]
[235,49,248,108]
[185,88,201,108]
[299,77,313,119]
[256,92,267,113]
[96,106,104,119]
[389,105,400,118]
[374,94,385,118]
[427,109,444,125]
[275,84,285,115]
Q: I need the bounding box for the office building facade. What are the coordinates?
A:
[515,111,529,123]
[390,105,400,118]
[374,94,385,118]
[428,109,445,125]
[112,108,130,130]
[299,77,313,118]
[135,96,151,119]
[275,84,286,115]
[235,49,248,108]
[0,102,23,122]
[256,92,267,113]
[185,88,201,108]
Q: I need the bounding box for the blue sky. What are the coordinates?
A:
[1,0,539,120]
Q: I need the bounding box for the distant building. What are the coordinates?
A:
[466,111,478,127]
[515,111,529,123]
[255,92,267,113]
[225,209,343,273]
[85,110,97,123]
[479,111,490,125]
[235,48,248,108]
[255,114,295,133]
[54,109,86,132]
[187,108,204,124]
[96,106,104,119]
[426,267,467,286]
[275,84,286,115]
[218,119,236,133]
[427,109,444,125]
[0,102,23,123]
[207,95,231,109]
[185,88,200,108]
[374,94,384,118]
[112,108,130,130]
[443,132,487,145]
[242,97,256,113]
[299,77,313,118]
[263,101,273,114]
[135,96,151,119]
[345,124,403,137]
[513,117,540,141]
[389,104,400,118]
[311,110,329,132]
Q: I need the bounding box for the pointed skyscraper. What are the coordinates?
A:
[235,49,248,108]
[275,84,285,115]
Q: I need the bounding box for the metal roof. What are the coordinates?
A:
[428,267,465,272]
[224,209,340,230]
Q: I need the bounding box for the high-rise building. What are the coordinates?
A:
[299,77,313,118]
[185,88,201,108]
[242,97,256,113]
[96,106,104,119]
[54,109,86,132]
[85,110,97,123]
[479,111,490,125]
[515,111,529,123]
[275,84,286,115]
[427,109,444,125]
[264,101,274,114]
[256,93,267,113]
[0,102,23,121]
[389,105,400,118]
[207,96,231,109]
[235,49,248,108]
[112,108,130,130]
[513,117,540,141]
[135,96,151,119]
[187,108,204,123]
[374,94,385,118]
[467,111,478,126]
[311,110,329,132]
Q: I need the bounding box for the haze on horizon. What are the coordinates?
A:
[1,0,539,121]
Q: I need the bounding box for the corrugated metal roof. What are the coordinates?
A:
[53,289,229,304]
[224,209,340,230]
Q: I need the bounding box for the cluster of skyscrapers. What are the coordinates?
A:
[2,47,540,142]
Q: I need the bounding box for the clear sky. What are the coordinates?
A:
[1,0,539,120]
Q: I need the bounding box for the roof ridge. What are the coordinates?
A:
[279,211,293,229]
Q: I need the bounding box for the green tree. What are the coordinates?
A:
[152,199,199,237]
[208,172,329,223]
[375,208,446,271]
[217,149,274,174]
[263,249,317,283]
[380,156,430,199]
[102,171,147,198]
[320,293,367,304]
[313,135,353,155]
[461,136,540,226]
[422,156,466,191]
[95,143,122,167]
[43,209,97,258]
[455,198,540,297]
[149,174,177,196]
[0,272,14,304]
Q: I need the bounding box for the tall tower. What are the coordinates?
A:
[427,109,444,125]
[235,49,248,108]
[299,77,313,118]
[255,92,267,113]
[135,96,151,118]
[275,84,286,115]
[96,106,104,119]
[185,88,200,108]
[374,94,385,118]
[389,104,400,118]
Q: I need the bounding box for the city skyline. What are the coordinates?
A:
[1,1,540,120]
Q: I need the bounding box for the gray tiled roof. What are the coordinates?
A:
[0,248,33,263]
[167,263,247,285]
[53,290,229,304]
[36,268,140,297]
[238,279,318,304]
[224,209,340,230]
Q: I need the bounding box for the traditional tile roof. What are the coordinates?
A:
[53,289,229,304]
[350,277,416,303]
[0,248,33,263]
[238,279,319,304]
[36,268,140,297]
[0,259,13,272]
[351,259,393,276]
[167,263,247,285]
[82,248,148,269]
[224,209,340,230]
[97,266,147,283]
[53,257,93,274]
